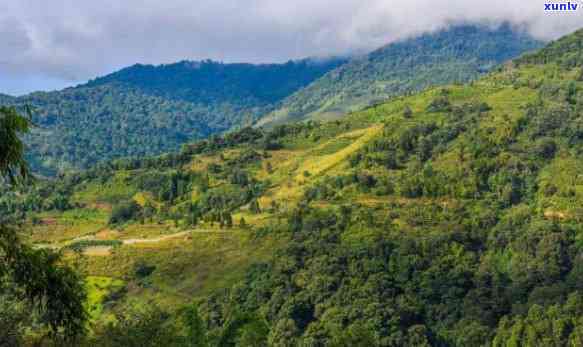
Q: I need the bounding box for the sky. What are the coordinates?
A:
[1,0,582,96]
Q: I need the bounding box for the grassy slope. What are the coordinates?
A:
[25,29,583,330]
[26,117,385,324]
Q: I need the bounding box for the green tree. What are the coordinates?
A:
[0,106,87,341]
[91,306,181,347]
[403,105,413,118]
[224,212,233,228]
[218,311,268,347]
[182,304,209,347]
[109,200,142,224]
[239,217,248,229]
[0,106,31,184]
[250,199,261,214]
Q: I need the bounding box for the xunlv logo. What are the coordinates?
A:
[544,1,580,11]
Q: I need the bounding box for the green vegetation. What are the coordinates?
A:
[3,26,583,347]
[0,105,32,184]
[259,23,542,127]
[7,25,542,178]
[0,106,87,345]
[85,276,125,321]
[7,58,345,176]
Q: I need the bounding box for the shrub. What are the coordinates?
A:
[403,105,413,118]
[535,138,557,159]
[109,200,142,225]
[426,96,452,113]
[134,261,156,279]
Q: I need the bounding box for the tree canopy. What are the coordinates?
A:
[0,106,87,344]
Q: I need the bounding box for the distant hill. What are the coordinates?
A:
[6,27,583,346]
[0,93,14,104]
[258,23,543,127]
[85,60,347,105]
[7,58,346,175]
[1,24,543,176]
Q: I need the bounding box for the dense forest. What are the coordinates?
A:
[1,27,583,346]
[5,24,542,178]
[259,24,543,127]
[5,58,345,176]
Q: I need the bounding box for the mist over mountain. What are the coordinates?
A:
[2,0,581,94]
[258,23,544,127]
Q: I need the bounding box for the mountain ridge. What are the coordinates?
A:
[2,24,542,177]
[258,23,544,127]
[84,58,349,104]
[7,58,346,175]
[0,93,14,103]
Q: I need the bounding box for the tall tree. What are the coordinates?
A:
[0,106,31,184]
[0,106,87,342]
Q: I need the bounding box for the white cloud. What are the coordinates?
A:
[0,0,582,94]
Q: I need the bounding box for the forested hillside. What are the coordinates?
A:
[4,27,583,346]
[4,24,542,177]
[6,58,346,176]
[258,24,543,127]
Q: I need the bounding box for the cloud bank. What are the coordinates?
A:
[1,0,582,94]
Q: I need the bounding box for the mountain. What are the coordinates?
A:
[85,59,347,105]
[5,27,583,345]
[6,58,346,175]
[3,24,541,177]
[0,93,14,103]
[257,23,543,127]
[1,24,543,177]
